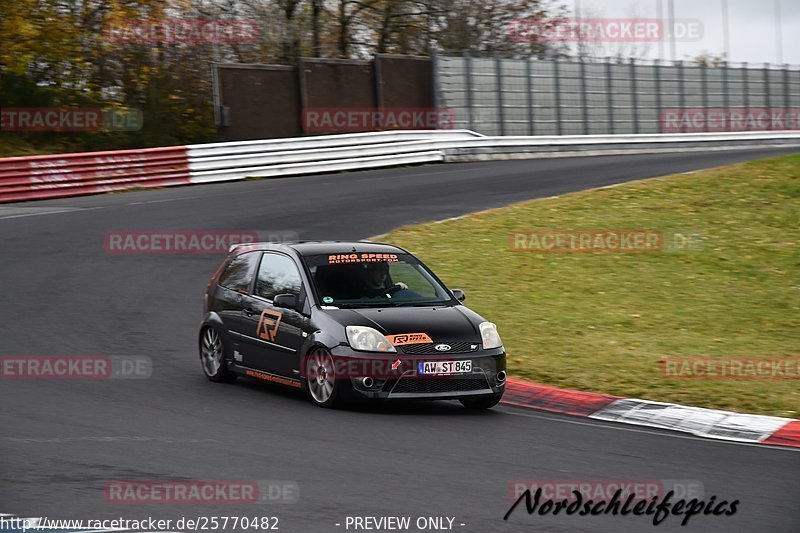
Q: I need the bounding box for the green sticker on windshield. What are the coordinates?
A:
[323,296,334,304]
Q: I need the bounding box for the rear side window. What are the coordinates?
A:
[218,252,261,293]
[255,253,303,300]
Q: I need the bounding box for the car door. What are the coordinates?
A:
[240,252,307,377]
[213,251,262,364]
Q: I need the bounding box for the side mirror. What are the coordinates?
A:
[273,294,300,311]
[452,289,466,302]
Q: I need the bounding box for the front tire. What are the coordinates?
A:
[305,347,341,408]
[200,327,237,383]
[460,393,502,410]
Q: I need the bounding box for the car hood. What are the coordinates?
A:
[326,305,481,342]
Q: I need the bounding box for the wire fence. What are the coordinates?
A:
[434,52,800,136]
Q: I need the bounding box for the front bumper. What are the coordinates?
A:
[327,345,506,400]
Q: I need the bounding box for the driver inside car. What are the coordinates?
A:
[360,261,408,298]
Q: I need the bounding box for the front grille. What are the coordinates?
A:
[390,376,490,395]
[400,341,479,355]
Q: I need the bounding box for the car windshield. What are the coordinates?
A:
[303,253,453,308]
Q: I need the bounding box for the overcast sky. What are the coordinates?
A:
[566,0,800,65]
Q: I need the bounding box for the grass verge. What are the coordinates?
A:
[378,154,800,417]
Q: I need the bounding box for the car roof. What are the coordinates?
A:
[289,241,407,256]
[230,241,407,257]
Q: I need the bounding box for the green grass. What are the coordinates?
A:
[378,155,800,417]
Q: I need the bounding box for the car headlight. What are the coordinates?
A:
[346,326,397,353]
[479,322,503,349]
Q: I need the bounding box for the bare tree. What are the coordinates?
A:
[312,0,322,55]
[692,51,727,67]
[570,3,653,62]
[426,0,562,57]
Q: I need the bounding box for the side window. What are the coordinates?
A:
[218,252,260,293]
[255,253,303,301]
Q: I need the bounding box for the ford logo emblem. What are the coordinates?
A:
[435,344,452,352]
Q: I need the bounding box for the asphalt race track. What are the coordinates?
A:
[1,148,799,533]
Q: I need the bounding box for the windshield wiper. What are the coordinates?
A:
[333,300,448,309]
[337,302,401,309]
[391,301,449,307]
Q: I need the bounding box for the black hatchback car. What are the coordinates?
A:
[199,241,506,408]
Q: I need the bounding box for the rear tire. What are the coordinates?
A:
[200,327,237,383]
[305,347,341,408]
[460,393,502,410]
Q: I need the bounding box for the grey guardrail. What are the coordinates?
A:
[437,131,800,161]
[2,129,798,203]
[186,130,482,182]
[187,130,800,184]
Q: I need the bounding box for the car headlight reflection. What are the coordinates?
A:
[346,326,397,353]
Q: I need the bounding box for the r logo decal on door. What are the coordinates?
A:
[257,309,283,341]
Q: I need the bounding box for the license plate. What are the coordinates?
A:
[418,360,472,375]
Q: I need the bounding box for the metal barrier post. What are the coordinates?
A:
[496,54,506,136]
[655,59,663,134]
[678,60,685,133]
[783,64,791,113]
[630,58,640,134]
[723,61,730,132]
[464,52,474,131]
[526,57,535,136]
[764,63,772,130]
[554,58,563,136]
[580,57,589,135]
[701,62,709,132]
[743,62,750,131]
[606,59,615,135]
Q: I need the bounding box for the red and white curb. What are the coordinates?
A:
[501,378,800,449]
